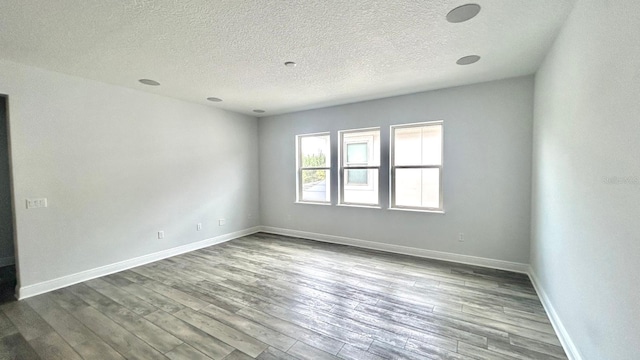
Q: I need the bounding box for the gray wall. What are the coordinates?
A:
[531,1,640,359]
[259,76,534,264]
[0,59,260,288]
[0,97,14,265]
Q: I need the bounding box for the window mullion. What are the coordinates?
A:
[343,166,379,170]
[394,165,441,169]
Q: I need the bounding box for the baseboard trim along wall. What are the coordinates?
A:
[259,226,530,274]
[0,256,14,267]
[528,268,583,360]
[16,226,261,300]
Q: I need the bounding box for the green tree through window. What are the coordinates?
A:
[302,152,327,183]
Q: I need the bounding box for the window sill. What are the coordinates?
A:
[337,203,382,210]
[388,207,445,214]
[295,201,332,206]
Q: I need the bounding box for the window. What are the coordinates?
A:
[339,128,380,206]
[296,133,331,203]
[296,122,443,212]
[391,122,443,211]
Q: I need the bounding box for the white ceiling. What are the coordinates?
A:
[0,0,575,117]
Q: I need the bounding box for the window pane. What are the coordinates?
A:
[395,168,440,208]
[343,169,378,205]
[347,169,368,185]
[421,125,442,166]
[347,143,368,163]
[301,169,330,202]
[394,124,442,166]
[342,130,380,166]
[300,135,330,167]
[394,127,422,165]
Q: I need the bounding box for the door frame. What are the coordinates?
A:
[0,94,20,297]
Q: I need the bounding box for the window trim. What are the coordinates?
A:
[339,127,381,206]
[296,132,331,204]
[390,121,444,212]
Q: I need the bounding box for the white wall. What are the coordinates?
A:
[0,59,260,289]
[531,1,640,359]
[259,76,534,264]
[0,97,14,265]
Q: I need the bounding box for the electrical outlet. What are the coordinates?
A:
[197,223,202,231]
[218,219,226,226]
[458,233,465,242]
[26,198,48,209]
[158,231,165,239]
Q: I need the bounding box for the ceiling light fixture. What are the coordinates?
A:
[456,55,481,65]
[207,97,223,102]
[253,109,266,113]
[284,61,297,67]
[138,79,160,86]
[446,4,481,23]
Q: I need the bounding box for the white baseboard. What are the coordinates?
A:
[17,226,261,300]
[0,256,15,267]
[528,268,583,360]
[259,226,529,274]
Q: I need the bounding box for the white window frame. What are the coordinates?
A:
[390,121,444,212]
[339,127,380,206]
[296,132,331,204]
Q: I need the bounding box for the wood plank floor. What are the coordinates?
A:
[0,233,567,359]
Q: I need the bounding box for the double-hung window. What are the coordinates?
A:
[296,133,331,204]
[391,121,443,211]
[339,128,380,206]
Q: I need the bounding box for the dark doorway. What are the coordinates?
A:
[0,95,16,303]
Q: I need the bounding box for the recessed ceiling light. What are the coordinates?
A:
[456,55,481,65]
[207,97,222,102]
[284,61,297,67]
[253,109,266,113]
[446,4,481,23]
[138,79,160,86]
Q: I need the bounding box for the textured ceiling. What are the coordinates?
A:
[0,0,575,116]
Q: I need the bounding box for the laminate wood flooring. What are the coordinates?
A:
[0,233,567,359]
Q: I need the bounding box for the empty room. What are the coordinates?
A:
[0,0,638,359]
